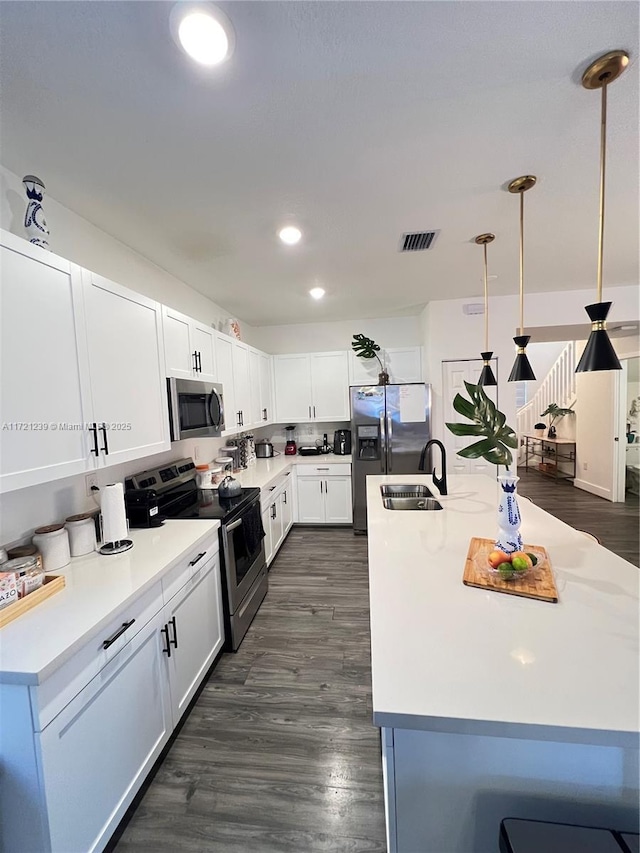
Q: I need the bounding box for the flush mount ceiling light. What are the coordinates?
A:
[575,50,629,373]
[474,233,497,387]
[171,4,234,66]
[309,287,325,300]
[507,175,537,383]
[278,226,302,245]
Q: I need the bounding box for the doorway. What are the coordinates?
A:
[442,358,498,475]
[616,355,640,501]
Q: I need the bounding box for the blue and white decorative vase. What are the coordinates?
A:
[496,471,523,554]
[22,175,49,250]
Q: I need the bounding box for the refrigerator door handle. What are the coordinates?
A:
[379,414,386,473]
[387,414,393,472]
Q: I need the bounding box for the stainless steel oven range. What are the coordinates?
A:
[125,458,266,650]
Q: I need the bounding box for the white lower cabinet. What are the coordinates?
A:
[297,468,353,524]
[262,503,274,564]
[323,476,353,523]
[261,472,294,566]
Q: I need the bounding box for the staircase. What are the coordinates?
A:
[517,342,578,439]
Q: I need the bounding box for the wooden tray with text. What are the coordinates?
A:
[0,575,66,628]
[463,537,558,603]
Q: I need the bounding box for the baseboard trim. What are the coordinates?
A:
[574,478,613,501]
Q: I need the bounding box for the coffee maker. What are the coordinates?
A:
[284,425,297,456]
[333,429,352,456]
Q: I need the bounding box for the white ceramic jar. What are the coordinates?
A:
[32,524,71,571]
[65,512,98,557]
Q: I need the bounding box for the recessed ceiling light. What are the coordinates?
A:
[173,5,234,66]
[309,287,325,300]
[279,226,302,245]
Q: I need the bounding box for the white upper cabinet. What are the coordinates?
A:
[215,332,238,434]
[274,354,313,422]
[232,342,251,430]
[259,353,274,425]
[83,271,170,466]
[274,352,349,422]
[162,306,216,382]
[349,346,423,386]
[310,352,349,420]
[248,349,262,428]
[0,231,95,493]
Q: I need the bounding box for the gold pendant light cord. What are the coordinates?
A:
[519,189,524,336]
[597,80,607,304]
[483,243,489,351]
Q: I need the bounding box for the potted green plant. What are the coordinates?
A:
[445,382,522,553]
[540,403,574,438]
[351,334,389,385]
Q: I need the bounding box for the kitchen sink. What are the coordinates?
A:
[380,484,434,499]
[382,497,443,511]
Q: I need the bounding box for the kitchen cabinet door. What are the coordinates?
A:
[274,354,313,422]
[296,477,325,523]
[163,306,196,380]
[386,347,423,383]
[163,554,224,724]
[0,232,95,493]
[83,272,170,466]
[262,503,274,565]
[310,352,349,420]
[232,342,251,430]
[280,482,293,535]
[38,611,172,853]
[215,333,238,434]
[191,322,217,382]
[269,497,285,555]
[260,353,274,424]
[324,475,353,524]
[248,349,262,428]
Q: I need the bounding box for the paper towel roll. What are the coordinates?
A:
[101,483,129,544]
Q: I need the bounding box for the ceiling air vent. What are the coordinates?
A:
[399,230,439,252]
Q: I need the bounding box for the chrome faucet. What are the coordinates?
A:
[418,439,448,496]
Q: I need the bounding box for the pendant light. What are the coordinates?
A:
[507,175,537,382]
[474,233,497,386]
[575,50,628,373]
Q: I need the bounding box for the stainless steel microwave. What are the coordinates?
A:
[167,377,225,441]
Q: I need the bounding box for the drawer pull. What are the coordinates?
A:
[189,552,206,566]
[169,616,178,649]
[102,619,135,649]
[269,486,276,491]
[316,467,330,471]
[161,624,171,657]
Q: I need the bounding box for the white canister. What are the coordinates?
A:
[32,524,71,571]
[65,512,98,557]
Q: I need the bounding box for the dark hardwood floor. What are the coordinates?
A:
[517,469,640,567]
[114,529,386,853]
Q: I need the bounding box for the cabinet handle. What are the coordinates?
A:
[320,481,323,494]
[269,485,276,491]
[103,619,135,649]
[100,424,109,456]
[189,551,206,566]
[192,351,198,372]
[240,410,244,426]
[313,406,316,418]
[161,624,171,657]
[283,490,287,504]
[263,408,267,420]
[237,411,242,427]
[308,406,311,418]
[325,480,328,493]
[89,422,99,456]
[169,616,178,649]
[197,351,202,373]
[271,504,277,519]
[316,467,330,471]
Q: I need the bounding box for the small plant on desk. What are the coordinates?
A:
[540,403,574,438]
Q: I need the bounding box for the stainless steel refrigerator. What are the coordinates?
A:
[350,383,432,533]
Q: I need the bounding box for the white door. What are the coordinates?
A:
[215,333,238,434]
[0,234,95,493]
[191,323,216,382]
[83,272,170,466]
[232,342,251,430]
[248,349,262,428]
[274,355,313,422]
[269,495,285,553]
[310,352,350,420]
[260,353,274,425]
[262,503,273,564]
[280,483,293,535]
[162,306,195,379]
[324,476,353,523]
[38,612,172,853]
[442,360,497,476]
[296,477,325,523]
[163,555,224,724]
[575,364,620,502]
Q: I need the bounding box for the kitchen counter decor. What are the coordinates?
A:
[0,574,65,629]
[351,333,389,385]
[464,537,557,602]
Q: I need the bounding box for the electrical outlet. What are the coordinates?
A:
[583,462,588,471]
[85,473,99,497]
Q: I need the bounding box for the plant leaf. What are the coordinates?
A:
[452,394,476,421]
[457,438,496,459]
[445,382,517,468]
[444,422,484,437]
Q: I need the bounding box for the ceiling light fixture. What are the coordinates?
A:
[474,233,497,387]
[507,175,537,383]
[279,226,302,245]
[575,50,629,373]
[172,4,234,66]
[309,287,325,300]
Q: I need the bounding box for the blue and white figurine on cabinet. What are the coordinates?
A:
[22,175,49,250]
[495,471,523,554]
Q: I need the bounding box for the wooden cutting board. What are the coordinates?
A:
[463,537,558,603]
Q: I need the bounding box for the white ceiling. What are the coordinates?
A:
[0,1,638,326]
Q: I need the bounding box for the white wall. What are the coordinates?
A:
[0,165,258,346]
[574,360,618,501]
[252,315,421,355]
[523,341,568,403]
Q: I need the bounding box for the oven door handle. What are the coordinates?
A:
[226,517,243,532]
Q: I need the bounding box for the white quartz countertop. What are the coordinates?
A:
[0,519,219,685]
[231,454,352,492]
[367,474,639,747]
